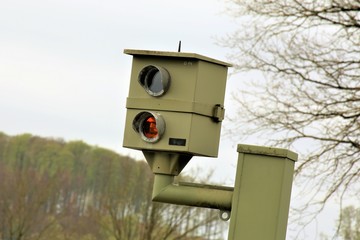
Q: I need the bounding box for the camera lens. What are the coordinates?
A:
[132,111,165,143]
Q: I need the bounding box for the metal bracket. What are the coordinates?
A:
[152,174,233,211]
[212,104,225,122]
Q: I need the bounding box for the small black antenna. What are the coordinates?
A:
[178,41,182,52]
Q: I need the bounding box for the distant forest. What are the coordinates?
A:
[0,132,226,240]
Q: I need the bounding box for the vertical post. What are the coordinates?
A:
[228,144,298,240]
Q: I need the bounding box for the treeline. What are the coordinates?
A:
[0,132,225,240]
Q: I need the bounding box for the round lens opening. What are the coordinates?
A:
[138,65,170,97]
[133,111,165,143]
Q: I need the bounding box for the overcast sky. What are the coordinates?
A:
[0,0,240,178]
[0,0,339,238]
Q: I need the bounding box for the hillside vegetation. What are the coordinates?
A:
[0,132,225,240]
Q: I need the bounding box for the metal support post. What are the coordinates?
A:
[228,144,298,240]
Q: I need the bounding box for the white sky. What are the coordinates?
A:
[0,0,238,167]
[0,0,340,238]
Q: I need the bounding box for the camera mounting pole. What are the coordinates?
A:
[122,49,298,240]
[146,144,297,240]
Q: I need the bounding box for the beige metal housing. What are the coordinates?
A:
[123,49,231,157]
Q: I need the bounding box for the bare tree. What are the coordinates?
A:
[0,164,63,240]
[222,0,360,233]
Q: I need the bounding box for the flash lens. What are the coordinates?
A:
[138,65,170,96]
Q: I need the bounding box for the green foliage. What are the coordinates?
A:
[0,132,225,240]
